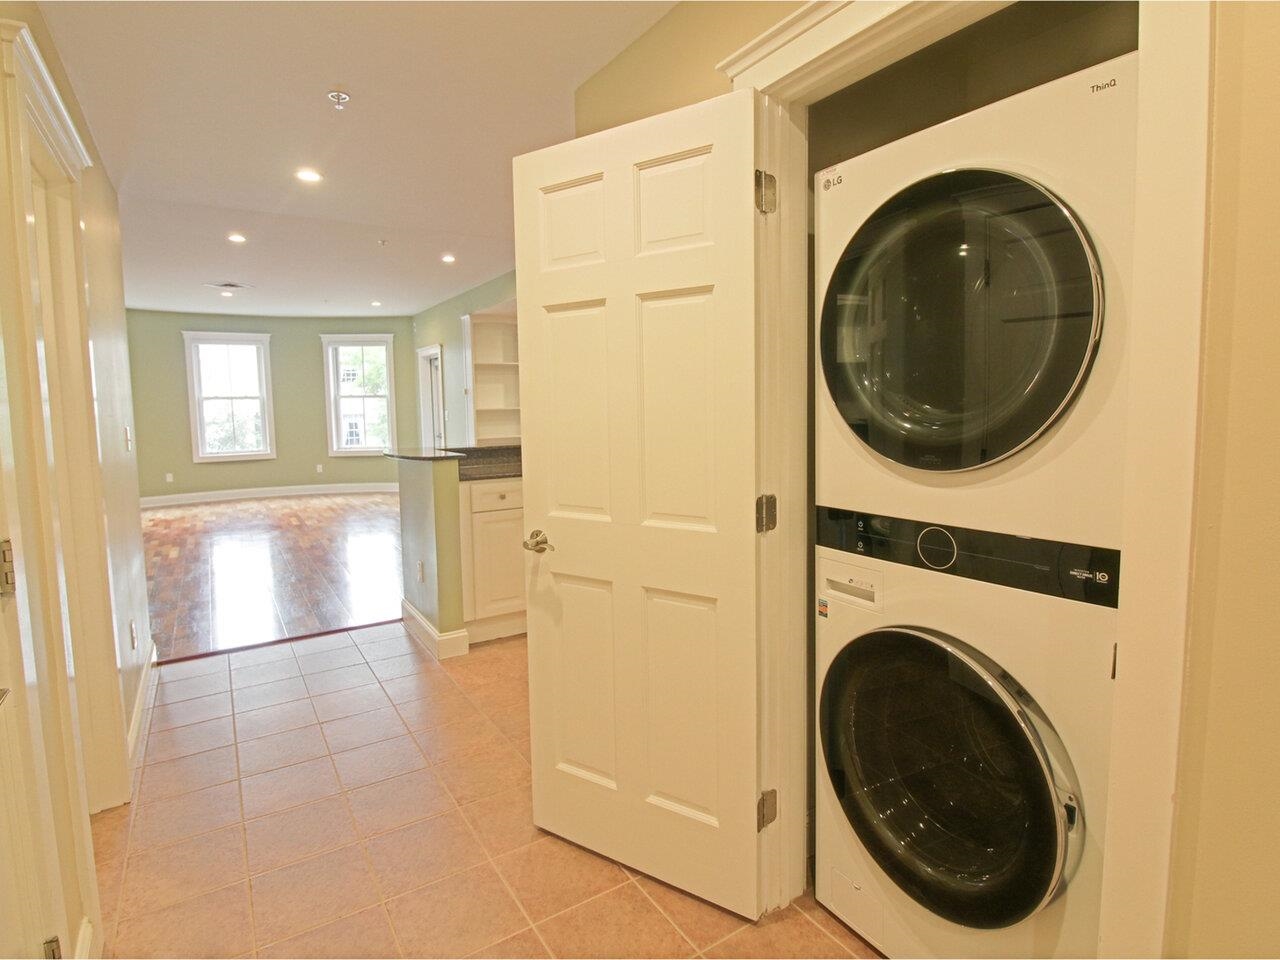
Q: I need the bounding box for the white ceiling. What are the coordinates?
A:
[39,1,672,317]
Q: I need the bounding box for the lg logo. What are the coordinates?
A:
[822,174,843,191]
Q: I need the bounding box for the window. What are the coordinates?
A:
[322,334,397,455]
[183,332,275,462]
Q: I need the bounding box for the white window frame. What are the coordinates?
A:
[183,331,276,463]
[321,333,398,456]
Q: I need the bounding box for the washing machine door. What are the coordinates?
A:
[820,169,1102,471]
[819,627,1082,929]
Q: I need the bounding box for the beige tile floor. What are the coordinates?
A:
[93,623,878,959]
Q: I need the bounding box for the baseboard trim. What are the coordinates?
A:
[140,482,398,509]
[75,915,96,959]
[465,611,526,645]
[125,649,156,770]
[402,599,469,660]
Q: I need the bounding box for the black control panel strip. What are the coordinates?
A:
[816,506,1121,608]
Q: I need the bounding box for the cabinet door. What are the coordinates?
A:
[471,507,527,619]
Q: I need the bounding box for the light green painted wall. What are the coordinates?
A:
[412,270,516,447]
[128,310,419,497]
[396,457,463,633]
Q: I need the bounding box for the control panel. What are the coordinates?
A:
[816,506,1121,608]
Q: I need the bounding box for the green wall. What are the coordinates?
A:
[128,310,419,497]
[412,270,516,447]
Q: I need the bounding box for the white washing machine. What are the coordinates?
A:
[815,542,1116,957]
[812,53,1138,958]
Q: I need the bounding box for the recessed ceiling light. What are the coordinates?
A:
[441,253,456,264]
[295,167,323,183]
[221,291,234,297]
[227,232,247,243]
[371,301,382,307]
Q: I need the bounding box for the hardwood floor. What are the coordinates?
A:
[143,494,402,661]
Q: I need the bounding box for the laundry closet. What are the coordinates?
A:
[511,3,1208,956]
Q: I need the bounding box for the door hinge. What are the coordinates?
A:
[0,539,15,596]
[755,169,777,214]
[755,494,777,533]
[757,789,778,831]
[43,937,62,960]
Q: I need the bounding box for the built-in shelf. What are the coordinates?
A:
[463,305,521,446]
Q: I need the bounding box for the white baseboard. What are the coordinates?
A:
[75,915,96,959]
[402,599,470,660]
[465,611,526,645]
[140,482,397,509]
[125,650,156,770]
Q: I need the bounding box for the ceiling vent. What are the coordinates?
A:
[203,281,253,290]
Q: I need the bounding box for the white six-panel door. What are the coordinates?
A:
[514,89,764,917]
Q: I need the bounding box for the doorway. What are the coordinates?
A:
[418,344,446,449]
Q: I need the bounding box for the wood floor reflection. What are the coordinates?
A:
[143,494,403,661]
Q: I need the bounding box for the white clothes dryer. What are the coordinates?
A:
[815,53,1137,548]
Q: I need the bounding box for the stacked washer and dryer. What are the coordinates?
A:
[813,54,1138,957]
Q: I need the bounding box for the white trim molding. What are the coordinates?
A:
[0,21,91,177]
[124,652,156,771]
[140,481,397,509]
[464,611,526,647]
[718,0,1013,104]
[401,599,469,660]
[182,331,276,464]
[320,333,398,457]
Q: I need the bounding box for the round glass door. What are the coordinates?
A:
[820,628,1069,929]
[820,169,1102,471]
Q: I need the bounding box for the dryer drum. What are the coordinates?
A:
[820,169,1103,471]
[819,628,1079,929]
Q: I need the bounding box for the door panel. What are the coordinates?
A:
[514,89,761,916]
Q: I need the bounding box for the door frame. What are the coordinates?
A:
[721,1,1210,953]
[1,18,114,958]
[416,343,446,448]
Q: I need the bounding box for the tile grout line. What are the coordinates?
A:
[628,874,706,957]
[227,662,261,960]
[792,900,861,958]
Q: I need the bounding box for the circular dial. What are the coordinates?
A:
[916,526,958,570]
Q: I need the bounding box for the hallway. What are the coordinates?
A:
[142,494,403,660]
[92,624,875,959]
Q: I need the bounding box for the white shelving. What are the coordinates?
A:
[462,304,521,446]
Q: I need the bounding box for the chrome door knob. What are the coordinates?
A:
[523,529,554,553]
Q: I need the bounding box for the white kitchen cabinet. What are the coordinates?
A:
[459,478,527,638]
[470,507,526,619]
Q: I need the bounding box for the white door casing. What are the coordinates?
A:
[417,344,445,448]
[514,88,768,917]
[0,19,112,957]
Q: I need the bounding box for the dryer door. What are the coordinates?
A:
[819,627,1081,929]
[819,170,1102,471]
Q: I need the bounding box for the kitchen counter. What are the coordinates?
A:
[445,444,522,482]
[383,447,464,462]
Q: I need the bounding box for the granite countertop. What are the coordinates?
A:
[445,444,522,482]
[382,447,464,462]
